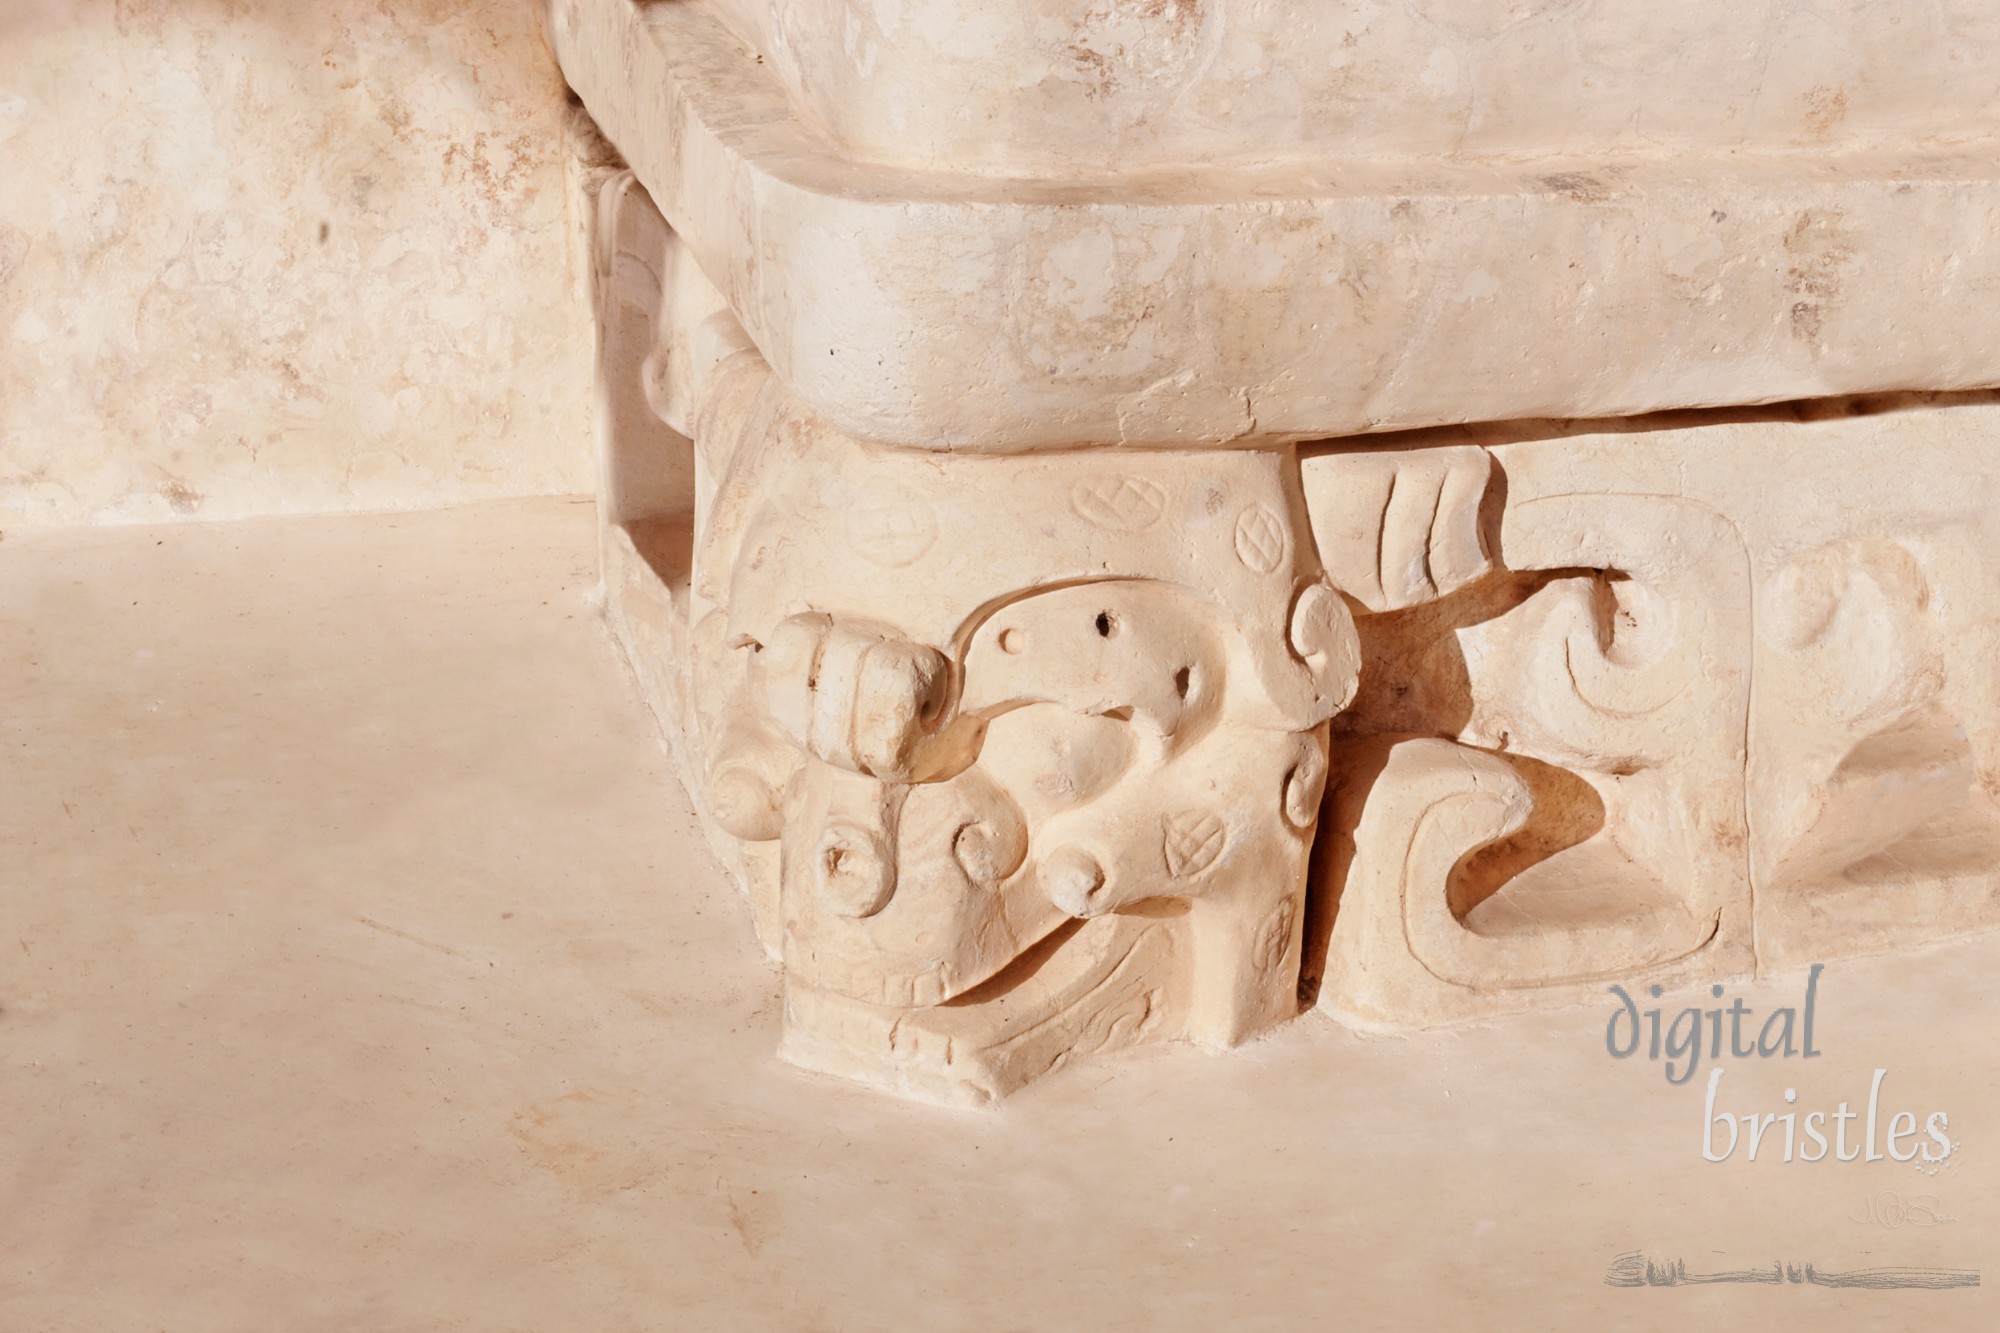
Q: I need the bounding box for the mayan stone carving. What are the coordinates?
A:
[555,0,2000,1103]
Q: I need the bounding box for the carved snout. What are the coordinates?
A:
[959,581,1226,745]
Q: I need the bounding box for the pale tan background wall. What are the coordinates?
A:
[0,0,594,527]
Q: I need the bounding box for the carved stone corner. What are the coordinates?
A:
[576,105,2000,1103]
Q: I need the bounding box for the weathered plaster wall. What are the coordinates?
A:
[0,0,595,527]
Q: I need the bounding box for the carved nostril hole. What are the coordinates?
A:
[1173,665,1191,699]
[1095,611,1116,638]
[998,627,1025,654]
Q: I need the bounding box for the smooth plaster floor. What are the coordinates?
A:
[2,497,1993,1331]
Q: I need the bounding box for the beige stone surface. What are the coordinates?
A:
[1309,396,2000,1027]
[591,164,2000,1097]
[553,0,2000,452]
[593,184,1362,1102]
[706,0,2000,177]
[0,1,597,528]
[3,498,1992,1328]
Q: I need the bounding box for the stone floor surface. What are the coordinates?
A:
[1,498,1991,1330]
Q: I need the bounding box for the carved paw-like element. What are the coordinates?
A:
[759,612,951,781]
[1303,445,1493,612]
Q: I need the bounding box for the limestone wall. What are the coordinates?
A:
[0,0,595,527]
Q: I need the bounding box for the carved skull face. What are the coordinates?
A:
[692,372,1359,1041]
[756,591,1345,1073]
[769,576,1356,1042]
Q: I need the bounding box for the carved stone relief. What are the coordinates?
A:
[680,343,1357,1103]
[590,171,2000,1103]
[1307,452,1754,1024]
[1310,418,2000,1027]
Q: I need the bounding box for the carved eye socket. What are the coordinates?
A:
[998,627,1026,654]
[1095,611,1116,638]
[1173,666,1192,699]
